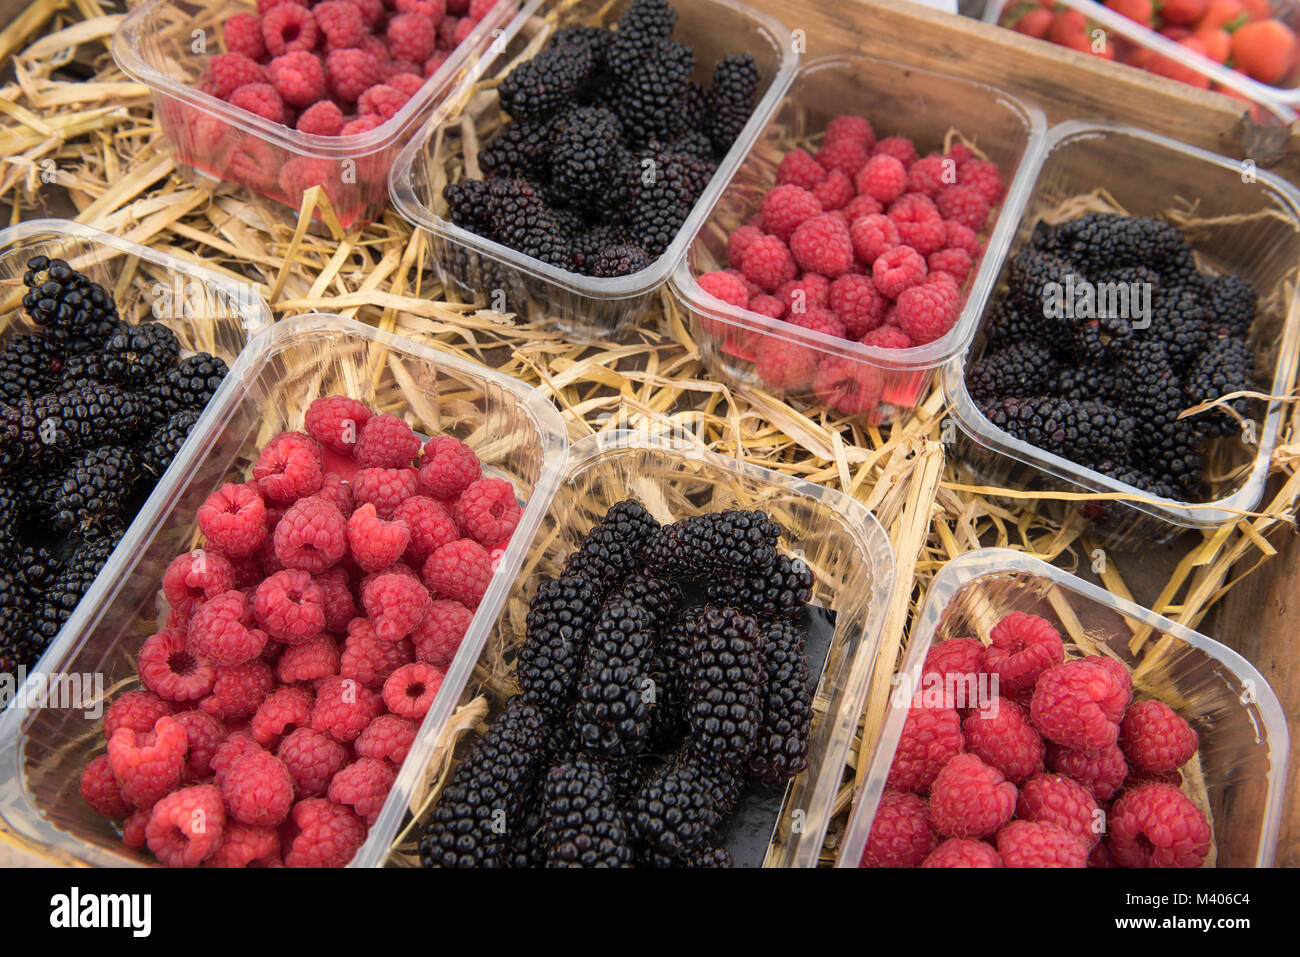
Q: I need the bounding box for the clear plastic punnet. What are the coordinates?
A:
[409,430,895,868]
[0,314,568,867]
[943,121,1300,549]
[389,0,799,343]
[838,548,1289,869]
[669,53,1046,424]
[112,0,528,229]
[0,218,271,680]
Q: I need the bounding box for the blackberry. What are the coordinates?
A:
[1146,420,1206,499]
[498,44,593,120]
[570,224,632,274]
[30,527,122,648]
[443,179,493,233]
[13,542,61,595]
[639,508,781,580]
[1185,336,1255,437]
[626,149,714,256]
[0,479,19,548]
[1206,273,1256,338]
[1146,281,1209,372]
[485,178,573,268]
[541,753,635,867]
[590,243,653,277]
[609,573,680,633]
[606,0,677,80]
[750,619,812,784]
[1116,338,1183,430]
[0,334,63,402]
[573,598,656,758]
[0,570,37,674]
[1049,361,1118,404]
[1005,249,1074,320]
[684,606,764,766]
[145,353,228,424]
[984,297,1042,348]
[57,351,109,391]
[677,81,711,140]
[648,615,693,748]
[668,127,714,164]
[140,408,199,479]
[102,322,180,388]
[52,445,138,534]
[0,383,144,474]
[21,257,121,354]
[550,107,626,207]
[979,396,1134,461]
[419,696,554,867]
[965,340,1058,402]
[562,499,660,594]
[611,40,694,147]
[707,53,759,153]
[516,575,601,713]
[551,25,610,68]
[477,117,556,182]
[1042,214,1194,275]
[705,552,813,620]
[630,744,742,862]
[504,798,547,869]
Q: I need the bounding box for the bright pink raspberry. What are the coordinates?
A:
[1017,771,1102,851]
[228,82,287,123]
[828,274,885,338]
[927,247,973,285]
[200,661,275,722]
[789,305,845,339]
[778,273,832,314]
[209,822,280,868]
[1031,657,1130,752]
[776,148,826,190]
[357,82,409,120]
[122,806,152,849]
[362,571,432,641]
[253,569,326,643]
[108,716,187,807]
[1120,699,1198,774]
[922,837,1003,868]
[872,244,927,299]
[410,599,471,669]
[885,695,965,793]
[813,356,883,417]
[251,685,315,748]
[985,612,1064,692]
[262,2,317,57]
[416,435,480,500]
[393,495,459,564]
[1108,783,1210,868]
[452,477,521,548]
[422,538,492,608]
[352,0,387,27]
[273,497,348,573]
[858,789,936,868]
[997,820,1087,868]
[961,696,1044,785]
[211,732,264,786]
[747,294,786,320]
[277,727,348,797]
[355,713,418,764]
[424,50,450,76]
[760,185,823,242]
[258,0,308,13]
[268,50,327,107]
[754,338,818,391]
[104,690,173,739]
[172,710,225,780]
[1048,742,1128,800]
[326,47,384,102]
[348,502,412,572]
[451,15,477,44]
[741,234,797,292]
[305,395,373,454]
[352,413,421,469]
[825,114,874,149]
[309,473,353,519]
[207,52,267,99]
[944,220,981,257]
[382,57,423,82]
[329,757,397,824]
[382,661,443,719]
[936,184,992,233]
[813,169,855,211]
[340,618,415,688]
[814,138,868,177]
[873,136,918,167]
[197,484,268,557]
[163,549,236,617]
[928,753,1018,839]
[277,634,341,683]
[353,467,418,519]
[314,0,365,50]
[224,14,267,60]
[468,0,496,16]
[696,270,750,308]
[387,11,437,62]
[282,798,366,867]
[922,637,988,692]
[222,750,295,827]
[843,193,883,222]
[888,193,947,255]
[389,72,425,97]
[906,154,953,197]
[146,785,225,867]
[789,213,854,277]
[895,273,960,344]
[188,590,267,666]
[958,158,1004,205]
[81,754,131,818]
[139,627,216,702]
[854,154,906,204]
[849,212,901,268]
[311,675,383,743]
[254,432,324,505]
[860,325,912,349]
[726,224,766,269]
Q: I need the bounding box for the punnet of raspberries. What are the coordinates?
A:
[78,394,527,867]
[440,0,764,278]
[860,610,1210,868]
[418,499,818,868]
[0,257,229,677]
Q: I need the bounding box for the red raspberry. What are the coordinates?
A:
[812,169,855,211]
[356,714,418,764]
[985,612,1064,693]
[362,570,432,640]
[946,143,975,164]
[813,356,883,416]
[353,467,418,519]
[1048,742,1128,800]
[843,193,883,222]
[858,789,936,868]
[146,785,225,867]
[389,72,425,97]
[383,661,443,719]
[1108,782,1210,868]
[922,637,987,688]
[424,50,450,76]
[210,732,263,785]
[207,53,266,100]
[872,245,927,299]
[329,756,397,824]
[958,158,1004,205]
[122,807,152,849]
[1017,771,1101,850]
[387,11,437,63]
[254,568,326,642]
[198,484,268,557]
[251,685,315,748]
[314,0,365,50]
[352,0,387,27]
[108,716,187,807]
[1119,699,1198,773]
[896,273,960,344]
[747,294,785,320]
[787,306,843,340]
[929,753,1017,839]
[826,114,874,149]
[849,213,901,267]
[861,325,912,349]
[885,697,965,793]
[224,14,267,61]
[139,627,216,702]
[468,0,496,16]
[436,11,459,47]
[269,50,327,107]
[962,696,1044,785]
[229,82,288,123]
[814,138,868,178]
[922,837,1003,868]
[944,220,981,257]
[416,436,479,499]
[341,618,415,688]
[326,47,384,101]
[1092,655,1133,710]
[927,247,973,285]
[873,136,918,167]
[696,270,750,309]
[259,0,308,11]
[422,538,492,607]
[358,82,409,120]
[777,273,831,314]
[725,224,765,269]
[277,727,348,797]
[789,213,854,277]
[81,754,130,818]
[311,674,383,742]
[936,184,992,233]
[452,15,477,44]
[254,432,324,505]
[760,185,823,242]
[173,710,225,779]
[740,235,797,292]
[348,502,412,572]
[282,798,366,867]
[209,822,280,868]
[1031,658,1129,751]
[996,820,1087,868]
[305,395,373,454]
[274,496,348,573]
[906,154,953,197]
[452,477,521,548]
[888,193,946,255]
[188,590,266,665]
[104,690,173,739]
[163,549,236,617]
[262,2,318,57]
[754,339,817,391]
[776,148,826,190]
[277,634,340,683]
[828,274,885,338]
[854,155,907,204]
[410,599,470,669]
[393,495,458,564]
[222,750,295,827]
[201,661,275,721]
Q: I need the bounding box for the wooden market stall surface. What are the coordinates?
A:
[0,0,1296,866]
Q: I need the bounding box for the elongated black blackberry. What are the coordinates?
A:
[0,383,144,474]
[0,570,37,674]
[640,508,781,580]
[1005,249,1075,320]
[30,527,122,647]
[646,614,692,749]
[144,353,228,425]
[573,598,656,758]
[516,575,601,713]
[498,44,593,120]
[591,243,653,278]
[562,499,659,594]
[1206,273,1256,338]
[1042,213,1194,275]
[550,107,626,207]
[0,334,63,402]
[22,258,121,354]
[485,178,573,268]
[102,322,180,388]
[505,799,547,869]
[606,0,677,80]
[668,128,714,164]
[477,117,556,182]
[610,573,680,633]
[984,298,1041,348]
[705,552,813,621]
[684,606,764,766]
[707,53,759,153]
[1115,338,1182,429]
[58,350,109,391]
[965,340,1058,403]
[1185,335,1254,437]
[541,753,635,867]
[419,696,554,867]
[1145,419,1205,499]
[750,619,812,784]
[625,153,699,256]
[612,40,694,147]
[52,445,137,533]
[630,744,742,862]
[1146,281,1209,372]
[443,178,493,234]
[140,408,200,479]
[571,224,632,274]
[979,396,1134,461]
[1048,361,1117,405]
[551,25,610,66]
[0,479,19,548]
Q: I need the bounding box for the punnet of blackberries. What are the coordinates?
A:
[441,0,762,278]
[966,213,1261,502]
[0,257,228,674]
[418,500,819,868]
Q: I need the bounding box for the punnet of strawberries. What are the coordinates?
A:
[860,611,1211,868]
[77,395,526,867]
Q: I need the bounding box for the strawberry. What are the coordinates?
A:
[1049,10,1092,52]
[1194,25,1232,62]
[1160,24,1195,41]
[1007,4,1054,38]
[1231,19,1296,83]
[1144,45,1214,86]
[1105,0,1155,26]
[1160,0,1209,25]
[1197,0,1248,31]
[1240,0,1273,21]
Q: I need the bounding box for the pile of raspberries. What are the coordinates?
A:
[78,394,525,867]
[200,0,499,137]
[860,611,1210,868]
[695,116,1003,411]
